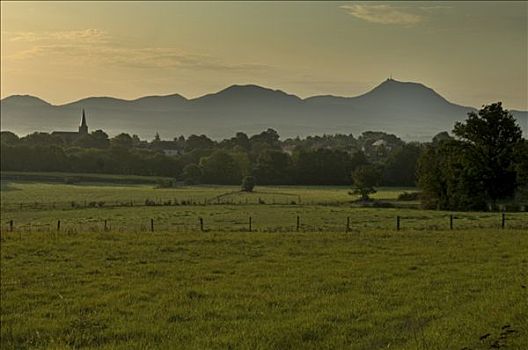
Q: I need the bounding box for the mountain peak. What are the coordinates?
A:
[376,78,429,90]
[217,84,292,97]
[131,93,187,103]
[194,84,302,105]
[358,78,451,106]
[1,95,51,106]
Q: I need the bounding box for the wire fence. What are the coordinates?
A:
[2,212,528,238]
[0,196,310,213]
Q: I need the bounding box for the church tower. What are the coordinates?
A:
[79,109,88,135]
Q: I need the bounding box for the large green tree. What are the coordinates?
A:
[182,164,203,185]
[253,149,292,185]
[514,139,528,202]
[453,102,523,206]
[417,140,487,210]
[418,103,523,210]
[382,143,422,186]
[293,148,353,185]
[199,150,241,185]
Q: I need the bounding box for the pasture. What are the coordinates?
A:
[1,176,528,349]
[2,181,526,233]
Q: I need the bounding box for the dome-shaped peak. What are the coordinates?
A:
[1,95,51,106]
[219,84,286,96]
[194,84,302,105]
[376,78,428,89]
[358,78,447,104]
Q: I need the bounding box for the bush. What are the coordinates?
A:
[371,201,395,208]
[241,176,256,192]
[350,165,380,201]
[145,199,157,206]
[64,177,79,185]
[397,192,421,201]
[156,179,175,188]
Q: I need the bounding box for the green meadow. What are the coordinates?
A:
[1,175,528,349]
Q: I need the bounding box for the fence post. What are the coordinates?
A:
[449,214,453,230]
[150,218,154,232]
[104,219,108,231]
[296,216,300,232]
[396,216,400,231]
[57,220,61,232]
[199,217,204,232]
[249,216,252,232]
[346,217,350,233]
[501,213,505,229]
[9,220,13,232]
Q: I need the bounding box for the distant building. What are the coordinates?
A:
[371,139,388,148]
[52,109,89,142]
[162,149,181,157]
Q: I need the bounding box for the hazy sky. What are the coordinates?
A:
[1,1,527,109]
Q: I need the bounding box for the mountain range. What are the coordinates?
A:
[1,79,526,141]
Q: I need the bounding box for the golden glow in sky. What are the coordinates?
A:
[1,1,527,109]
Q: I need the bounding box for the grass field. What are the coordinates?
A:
[1,174,528,349]
[2,180,526,233]
[2,230,527,349]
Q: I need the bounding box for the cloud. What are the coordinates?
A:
[5,29,270,73]
[340,4,426,26]
[8,29,108,43]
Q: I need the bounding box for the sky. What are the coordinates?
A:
[1,1,527,110]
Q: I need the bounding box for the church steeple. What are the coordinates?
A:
[79,108,88,134]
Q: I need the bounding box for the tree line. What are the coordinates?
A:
[0,127,420,186]
[1,102,526,210]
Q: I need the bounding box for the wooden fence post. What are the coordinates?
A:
[150,218,154,232]
[396,216,400,231]
[104,220,108,231]
[346,217,350,233]
[296,216,300,232]
[449,215,453,230]
[57,220,61,232]
[249,216,252,232]
[199,217,204,232]
[501,213,505,229]
[9,220,13,232]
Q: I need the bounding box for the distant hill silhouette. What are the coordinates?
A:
[1,79,526,140]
